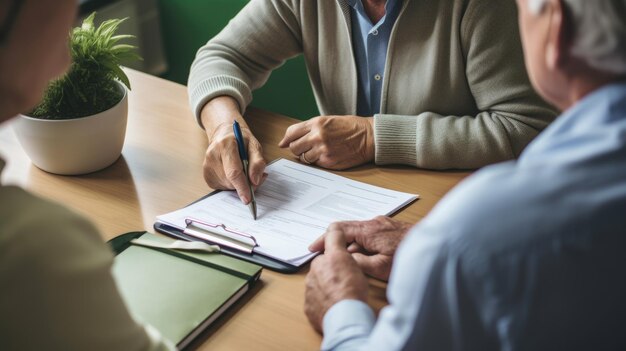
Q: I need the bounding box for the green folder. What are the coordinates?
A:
[109,232,262,349]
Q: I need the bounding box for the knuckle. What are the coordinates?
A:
[225,167,243,182]
[327,223,341,232]
[286,124,297,135]
[206,142,220,157]
[289,141,298,151]
[316,129,327,141]
[361,233,373,246]
[253,159,267,171]
[202,154,211,167]
[374,215,387,223]
[320,116,334,128]
[212,138,230,152]
[220,137,235,149]
[309,128,323,143]
[317,159,332,169]
[250,140,263,152]
[374,216,390,228]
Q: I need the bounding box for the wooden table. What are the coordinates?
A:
[0,69,469,350]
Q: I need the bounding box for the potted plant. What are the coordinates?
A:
[13,13,140,175]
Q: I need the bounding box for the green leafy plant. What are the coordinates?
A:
[30,13,141,119]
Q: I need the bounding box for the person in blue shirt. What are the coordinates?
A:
[305,0,626,349]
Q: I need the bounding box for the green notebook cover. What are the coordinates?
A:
[110,232,262,349]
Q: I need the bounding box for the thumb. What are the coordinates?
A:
[308,234,326,252]
[279,121,309,148]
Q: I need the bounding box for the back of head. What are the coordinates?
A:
[524,0,626,109]
[0,0,77,121]
[530,0,626,75]
[565,0,626,76]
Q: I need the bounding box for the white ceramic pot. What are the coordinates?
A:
[13,83,128,175]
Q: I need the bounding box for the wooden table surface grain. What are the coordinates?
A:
[0,69,469,350]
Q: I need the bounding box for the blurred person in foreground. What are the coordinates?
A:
[0,0,173,349]
[305,0,626,349]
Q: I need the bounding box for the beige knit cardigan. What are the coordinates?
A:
[188,0,556,169]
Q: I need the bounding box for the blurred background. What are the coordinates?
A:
[79,0,318,120]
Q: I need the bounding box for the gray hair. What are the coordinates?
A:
[529,0,626,75]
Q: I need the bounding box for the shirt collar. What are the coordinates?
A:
[347,0,403,25]
[544,81,626,132]
[520,81,626,160]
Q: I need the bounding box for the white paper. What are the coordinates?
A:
[156,159,418,266]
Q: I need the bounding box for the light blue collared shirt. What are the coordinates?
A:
[321,82,626,350]
[348,0,403,116]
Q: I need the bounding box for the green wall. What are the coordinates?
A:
[157,0,318,120]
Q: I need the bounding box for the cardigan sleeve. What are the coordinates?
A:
[374,0,557,169]
[188,0,302,127]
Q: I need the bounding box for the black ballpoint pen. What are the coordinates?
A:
[233,121,258,220]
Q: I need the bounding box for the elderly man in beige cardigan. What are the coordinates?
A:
[188,0,556,204]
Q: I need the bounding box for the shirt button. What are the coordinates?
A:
[374,74,382,81]
[372,29,379,36]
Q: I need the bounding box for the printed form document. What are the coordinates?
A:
[156,159,418,266]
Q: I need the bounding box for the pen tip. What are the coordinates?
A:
[251,203,257,220]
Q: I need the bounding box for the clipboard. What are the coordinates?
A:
[154,190,300,273]
[154,158,419,274]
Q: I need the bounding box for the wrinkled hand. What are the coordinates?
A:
[309,216,412,281]
[201,96,267,203]
[278,115,374,170]
[305,230,368,333]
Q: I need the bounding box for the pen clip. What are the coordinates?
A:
[183,217,259,254]
[232,121,248,161]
